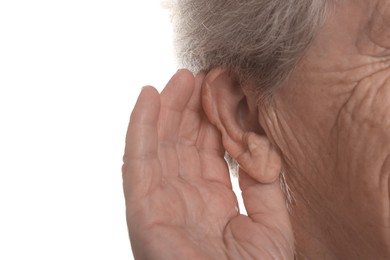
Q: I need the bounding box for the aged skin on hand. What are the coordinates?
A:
[122,70,294,259]
[123,0,390,259]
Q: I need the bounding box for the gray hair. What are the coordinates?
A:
[171,0,329,99]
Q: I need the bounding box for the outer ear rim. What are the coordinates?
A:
[201,67,245,155]
[201,67,281,184]
[201,67,236,126]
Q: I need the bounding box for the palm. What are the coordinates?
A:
[123,70,294,259]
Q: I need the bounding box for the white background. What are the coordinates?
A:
[0,1,243,259]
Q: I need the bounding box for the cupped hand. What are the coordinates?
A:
[122,70,294,259]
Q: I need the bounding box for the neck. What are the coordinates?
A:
[283,169,338,259]
[284,167,387,260]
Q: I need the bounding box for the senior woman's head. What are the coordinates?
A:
[172,0,390,258]
[173,0,328,98]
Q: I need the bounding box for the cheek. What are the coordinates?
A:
[331,68,390,252]
[334,68,390,189]
[336,68,390,149]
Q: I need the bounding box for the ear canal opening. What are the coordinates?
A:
[237,96,265,136]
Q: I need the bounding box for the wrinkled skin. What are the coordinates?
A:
[258,0,390,258]
[123,0,390,259]
[123,71,294,259]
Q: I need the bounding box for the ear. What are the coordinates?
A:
[202,68,281,184]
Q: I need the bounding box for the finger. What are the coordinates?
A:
[228,172,295,259]
[123,86,162,198]
[178,73,205,146]
[158,69,195,143]
[196,116,225,156]
[196,76,230,184]
[157,70,195,178]
[239,170,286,217]
[177,73,205,179]
[197,117,232,187]
[239,170,293,241]
[124,86,160,161]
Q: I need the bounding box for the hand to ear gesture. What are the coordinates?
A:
[122,69,294,259]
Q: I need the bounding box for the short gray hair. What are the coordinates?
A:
[171,0,329,99]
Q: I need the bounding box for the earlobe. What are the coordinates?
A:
[238,132,281,184]
[201,67,228,128]
[201,68,281,184]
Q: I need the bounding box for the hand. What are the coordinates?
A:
[122,70,294,259]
